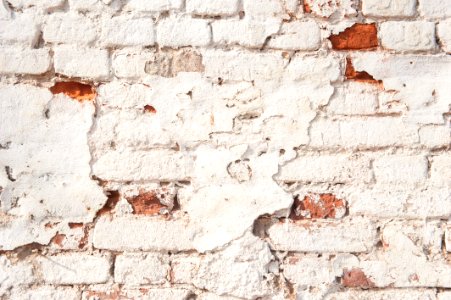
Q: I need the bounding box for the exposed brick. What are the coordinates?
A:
[342,268,375,289]
[145,48,205,78]
[126,191,167,215]
[49,81,96,102]
[1,1,450,298]
[345,57,382,84]
[329,23,378,50]
[290,193,346,220]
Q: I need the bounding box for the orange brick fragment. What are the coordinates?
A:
[290,193,346,220]
[329,23,378,50]
[345,57,382,84]
[50,81,96,101]
[342,268,375,289]
[50,233,65,247]
[144,105,157,114]
[127,191,166,215]
[303,1,312,13]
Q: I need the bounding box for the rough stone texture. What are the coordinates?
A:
[1,1,450,299]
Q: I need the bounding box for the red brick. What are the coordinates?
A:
[329,23,378,50]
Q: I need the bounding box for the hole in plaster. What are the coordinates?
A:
[144,105,157,114]
[50,81,96,101]
[329,23,378,50]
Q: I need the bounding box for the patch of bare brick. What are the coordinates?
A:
[126,191,167,215]
[50,233,65,247]
[95,190,120,217]
[329,23,378,50]
[143,105,157,114]
[145,48,204,78]
[303,1,312,13]
[345,57,382,85]
[290,193,346,220]
[50,81,96,101]
[342,268,375,289]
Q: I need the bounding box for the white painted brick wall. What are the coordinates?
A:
[37,254,111,284]
[212,18,281,48]
[0,14,39,46]
[157,16,211,47]
[54,47,110,79]
[362,0,417,17]
[419,0,451,18]
[373,155,428,184]
[1,1,450,299]
[100,17,155,47]
[93,216,195,251]
[114,254,169,285]
[380,21,437,51]
[277,155,372,183]
[267,218,377,252]
[268,20,321,50]
[125,0,183,12]
[186,0,239,16]
[0,48,51,74]
[438,21,451,52]
[43,13,97,45]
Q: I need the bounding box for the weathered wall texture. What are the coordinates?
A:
[0,0,450,299]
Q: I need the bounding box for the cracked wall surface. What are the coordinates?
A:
[0,0,450,299]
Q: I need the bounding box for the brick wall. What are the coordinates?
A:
[0,0,450,299]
